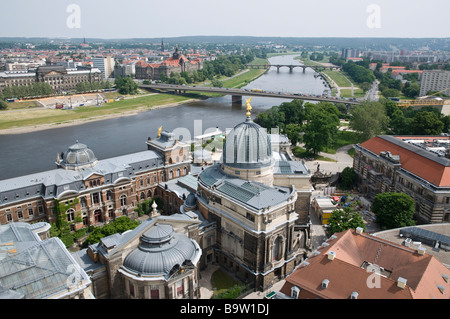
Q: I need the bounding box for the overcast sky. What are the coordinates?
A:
[1,0,449,39]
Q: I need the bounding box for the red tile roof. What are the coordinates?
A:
[280,229,450,299]
[359,136,450,187]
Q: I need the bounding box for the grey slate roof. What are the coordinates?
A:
[0,149,164,206]
[198,164,294,210]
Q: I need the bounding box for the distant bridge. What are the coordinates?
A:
[246,64,340,73]
[138,84,360,105]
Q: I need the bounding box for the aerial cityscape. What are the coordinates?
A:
[0,0,449,310]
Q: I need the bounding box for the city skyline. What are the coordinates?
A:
[1,0,449,39]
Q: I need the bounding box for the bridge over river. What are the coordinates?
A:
[138,84,360,105]
[246,64,340,73]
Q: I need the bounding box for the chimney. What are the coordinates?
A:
[397,277,407,289]
[417,245,426,255]
[327,251,336,261]
[321,279,330,289]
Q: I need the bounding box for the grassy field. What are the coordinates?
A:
[322,70,352,87]
[340,88,365,98]
[0,93,191,131]
[210,269,242,298]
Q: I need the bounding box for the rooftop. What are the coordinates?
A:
[358,135,450,187]
[280,228,450,299]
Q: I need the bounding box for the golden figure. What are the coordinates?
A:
[157,126,162,137]
[245,97,253,117]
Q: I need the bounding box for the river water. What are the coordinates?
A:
[0,55,327,180]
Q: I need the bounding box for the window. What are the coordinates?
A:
[176,280,184,297]
[291,286,300,299]
[92,192,100,204]
[28,208,33,217]
[129,282,135,297]
[120,195,127,206]
[38,206,44,215]
[7,214,12,222]
[150,285,159,299]
[80,197,87,207]
[106,191,112,201]
[17,210,23,219]
[66,209,75,222]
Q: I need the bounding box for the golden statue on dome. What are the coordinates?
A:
[245,97,253,117]
[157,126,162,137]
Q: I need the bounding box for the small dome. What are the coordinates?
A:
[222,117,273,169]
[60,141,97,170]
[184,193,198,209]
[122,224,200,278]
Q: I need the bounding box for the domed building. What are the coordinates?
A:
[195,100,313,291]
[119,223,201,299]
[56,141,98,170]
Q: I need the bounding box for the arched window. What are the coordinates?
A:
[169,171,173,179]
[120,194,127,206]
[66,209,75,222]
[80,197,87,207]
[183,167,187,175]
[140,192,145,201]
[106,190,112,201]
[147,190,152,198]
[272,236,284,261]
[176,169,180,177]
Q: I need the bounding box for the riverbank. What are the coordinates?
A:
[0,96,199,135]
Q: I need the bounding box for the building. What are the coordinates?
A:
[0,65,103,94]
[419,70,450,96]
[72,209,203,299]
[0,221,93,299]
[194,103,313,291]
[341,48,361,60]
[278,227,450,299]
[0,130,191,230]
[135,47,203,81]
[353,135,450,224]
[311,196,337,225]
[92,56,115,79]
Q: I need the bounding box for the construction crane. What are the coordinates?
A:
[397,85,450,108]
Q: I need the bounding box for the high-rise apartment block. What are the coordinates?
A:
[420,70,450,96]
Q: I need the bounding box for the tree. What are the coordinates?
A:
[303,102,339,155]
[327,207,366,234]
[409,111,444,135]
[115,76,138,95]
[0,99,7,110]
[349,101,389,140]
[339,167,357,190]
[372,192,415,229]
[285,124,302,146]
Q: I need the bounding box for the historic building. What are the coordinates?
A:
[0,129,191,229]
[73,205,204,299]
[279,227,450,299]
[0,64,103,94]
[135,47,203,81]
[0,102,314,298]
[353,135,450,224]
[194,102,313,291]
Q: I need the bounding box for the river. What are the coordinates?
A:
[0,55,327,180]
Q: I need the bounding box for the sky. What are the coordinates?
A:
[0,0,449,39]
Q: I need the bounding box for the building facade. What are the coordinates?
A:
[135,47,203,81]
[0,65,103,94]
[0,131,191,231]
[419,70,450,96]
[353,135,450,224]
[92,56,115,79]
